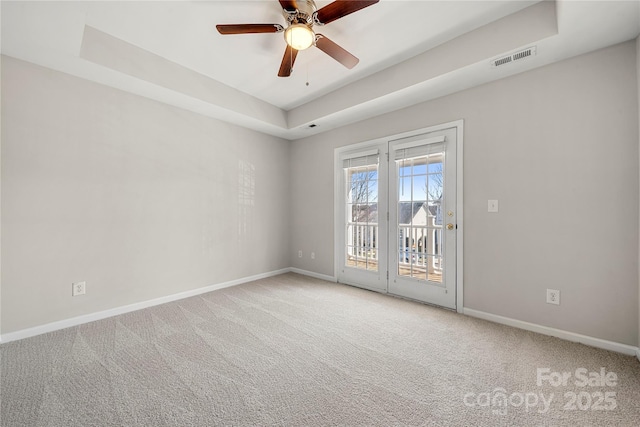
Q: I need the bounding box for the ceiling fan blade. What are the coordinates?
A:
[315,34,359,69]
[279,0,299,12]
[278,45,299,77]
[315,0,379,25]
[216,24,284,35]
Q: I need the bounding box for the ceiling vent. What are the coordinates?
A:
[491,46,537,68]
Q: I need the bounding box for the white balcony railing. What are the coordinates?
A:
[346,216,443,274]
[346,223,379,261]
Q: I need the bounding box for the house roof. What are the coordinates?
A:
[353,203,378,224]
[398,202,426,225]
[353,202,441,224]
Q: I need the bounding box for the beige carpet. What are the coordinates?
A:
[1,273,639,426]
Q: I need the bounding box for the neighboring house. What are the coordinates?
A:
[398,201,442,263]
[352,201,440,226]
[352,202,378,224]
[398,201,434,226]
[350,201,442,267]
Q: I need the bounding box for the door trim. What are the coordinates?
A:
[333,139,388,293]
[334,120,464,313]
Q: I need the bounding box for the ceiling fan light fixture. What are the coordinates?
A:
[284,24,315,50]
[217,0,380,76]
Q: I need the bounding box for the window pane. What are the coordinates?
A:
[345,163,378,272]
[412,162,427,175]
[428,160,443,173]
[427,172,443,202]
[398,177,412,201]
[368,181,378,202]
[395,149,445,282]
[412,175,427,202]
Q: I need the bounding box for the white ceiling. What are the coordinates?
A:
[2,1,640,140]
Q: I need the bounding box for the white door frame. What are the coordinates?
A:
[334,141,389,292]
[334,120,464,313]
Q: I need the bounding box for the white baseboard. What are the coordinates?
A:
[289,267,336,283]
[3,272,636,358]
[0,268,290,344]
[463,308,639,357]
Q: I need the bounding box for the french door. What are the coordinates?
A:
[336,144,389,292]
[336,124,460,309]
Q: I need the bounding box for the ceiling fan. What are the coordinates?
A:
[216,0,379,77]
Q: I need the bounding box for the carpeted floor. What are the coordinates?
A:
[1,273,639,426]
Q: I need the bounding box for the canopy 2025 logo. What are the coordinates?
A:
[537,367,617,411]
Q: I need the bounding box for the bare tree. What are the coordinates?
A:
[425,164,443,201]
[349,168,377,204]
[347,168,379,260]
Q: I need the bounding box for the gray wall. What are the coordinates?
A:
[2,42,639,348]
[1,56,291,334]
[637,36,640,350]
[0,49,2,337]
[290,41,639,346]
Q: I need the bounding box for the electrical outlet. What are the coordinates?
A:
[298,250,302,258]
[311,252,315,259]
[72,281,86,296]
[546,289,560,305]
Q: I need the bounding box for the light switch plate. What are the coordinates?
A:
[488,200,499,213]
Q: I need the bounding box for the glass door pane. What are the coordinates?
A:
[346,165,379,271]
[396,154,443,283]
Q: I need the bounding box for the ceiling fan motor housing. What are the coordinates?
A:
[283,0,317,25]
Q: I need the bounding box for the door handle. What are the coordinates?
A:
[447,223,454,230]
